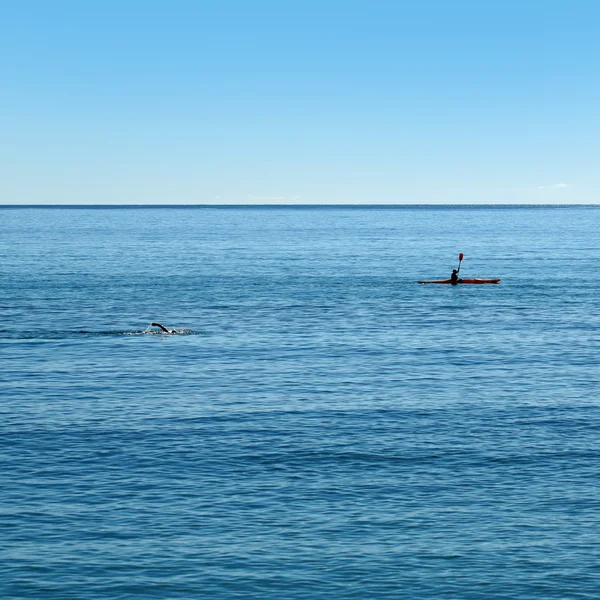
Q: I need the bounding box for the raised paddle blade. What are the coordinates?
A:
[456,253,464,271]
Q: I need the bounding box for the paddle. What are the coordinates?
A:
[457,253,464,272]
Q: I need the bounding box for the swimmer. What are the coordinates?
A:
[151,322,176,334]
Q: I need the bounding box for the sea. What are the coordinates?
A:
[1,205,599,599]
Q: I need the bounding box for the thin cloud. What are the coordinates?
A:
[537,183,569,190]
[248,195,302,202]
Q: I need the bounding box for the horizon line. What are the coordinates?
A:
[1,203,599,209]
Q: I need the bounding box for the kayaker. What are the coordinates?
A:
[450,268,460,285]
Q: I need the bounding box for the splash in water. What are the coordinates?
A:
[139,323,195,335]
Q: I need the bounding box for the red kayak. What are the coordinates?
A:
[418,278,501,284]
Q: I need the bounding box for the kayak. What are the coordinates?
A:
[419,278,501,284]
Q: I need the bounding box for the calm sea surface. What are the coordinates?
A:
[1,206,599,599]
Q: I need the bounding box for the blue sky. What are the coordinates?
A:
[1,0,598,204]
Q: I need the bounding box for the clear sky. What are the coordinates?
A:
[1,0,598,204]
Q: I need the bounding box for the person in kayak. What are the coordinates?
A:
[450,252,464,284]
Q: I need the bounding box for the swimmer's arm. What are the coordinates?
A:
[151,322,171,333]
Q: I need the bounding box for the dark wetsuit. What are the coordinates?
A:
[450,270,459,285]
[152,322,174,333]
